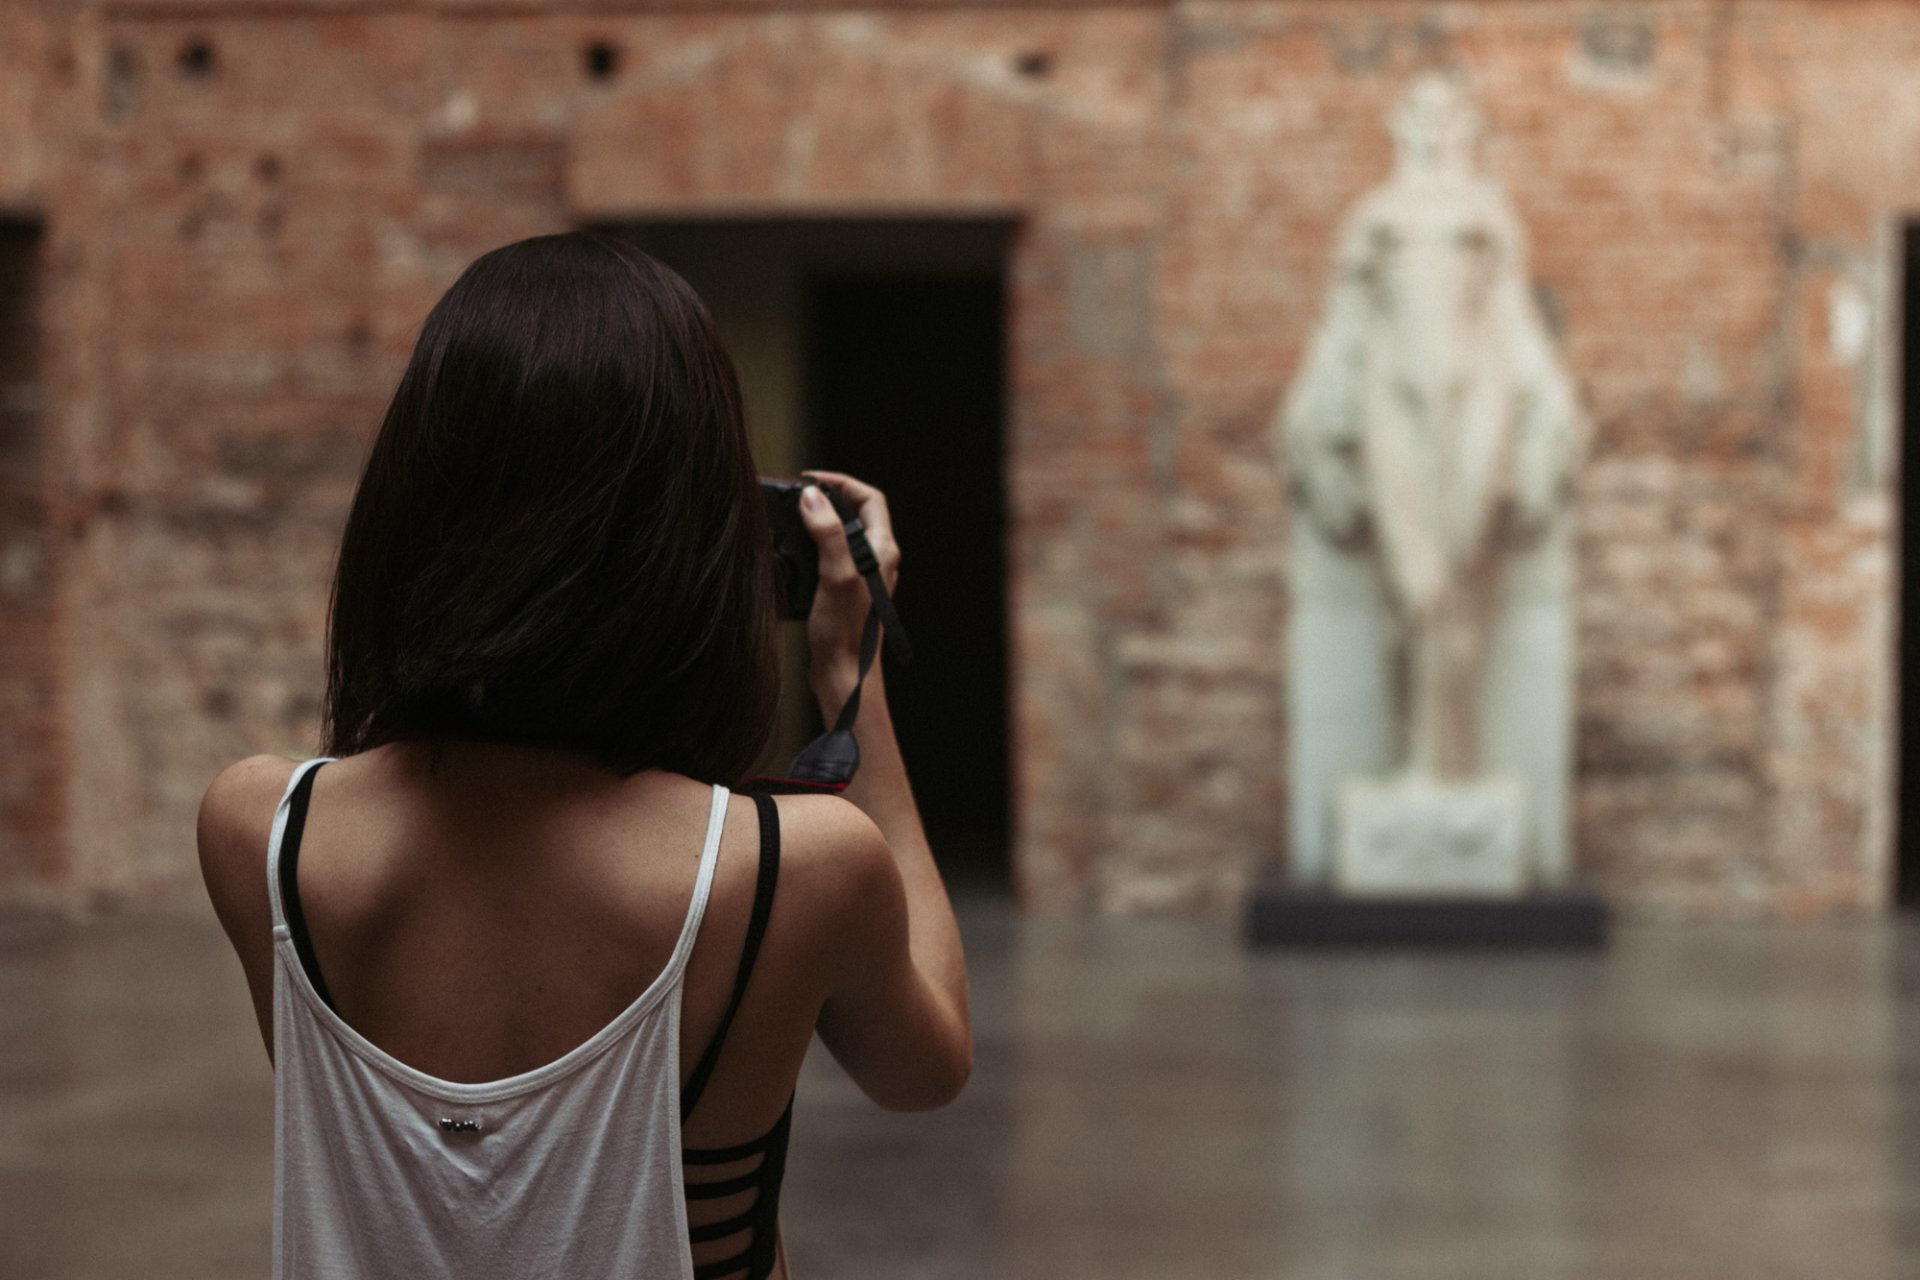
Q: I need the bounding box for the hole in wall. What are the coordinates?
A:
[1578,11,1657,75]
[583,41,621,82]
[1014,50,1053,79]
[177,38,216,79]
[103,45,140,122]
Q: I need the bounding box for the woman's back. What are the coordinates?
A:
[284,740,819,1129]
[199,233,971,1279]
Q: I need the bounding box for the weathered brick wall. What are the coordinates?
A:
[0,0,1905,917]
[1737,6,1914,917]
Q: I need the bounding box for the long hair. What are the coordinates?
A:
[322,232,778,783]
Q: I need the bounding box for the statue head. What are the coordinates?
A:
[1338,73,1522,359]
[1388,70,1482,178]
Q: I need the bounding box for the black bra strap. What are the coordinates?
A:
[277,763,336,1011]
[681,792,780,1124]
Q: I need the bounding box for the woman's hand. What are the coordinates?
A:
[796,470,900,711]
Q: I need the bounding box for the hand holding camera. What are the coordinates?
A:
[760,471,908,789]
[796,474,900,686]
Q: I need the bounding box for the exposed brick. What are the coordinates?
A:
[0,1,1908,918]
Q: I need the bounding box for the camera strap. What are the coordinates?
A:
[837,500,912,665]
[753,504,911,795]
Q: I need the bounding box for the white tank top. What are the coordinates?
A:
[266,756,729,1280]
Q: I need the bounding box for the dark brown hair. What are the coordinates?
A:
[322,232,778,783]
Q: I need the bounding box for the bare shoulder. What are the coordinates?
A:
[764,793,903,970]
[767,792,895,896]
[198,754,300,855]
[197,754,300,914]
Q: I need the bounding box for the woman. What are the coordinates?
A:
[196,231,972,1280]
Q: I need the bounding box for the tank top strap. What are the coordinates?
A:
[265,757,336,933]
[663,784,732,983]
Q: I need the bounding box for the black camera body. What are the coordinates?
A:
[761,478,858,620]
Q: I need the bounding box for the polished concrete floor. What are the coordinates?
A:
[4,900,1919,1280]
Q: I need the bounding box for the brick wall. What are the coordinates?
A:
[0,0,1905,917]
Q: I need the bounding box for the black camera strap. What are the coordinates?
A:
[754,504,910,795]
[836,502,912,666]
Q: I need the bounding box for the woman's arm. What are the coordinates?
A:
[794,472,971,1110]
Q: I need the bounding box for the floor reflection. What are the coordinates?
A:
[2,904,1914,1279]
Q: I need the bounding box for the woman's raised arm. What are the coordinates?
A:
[794,472,971,1110]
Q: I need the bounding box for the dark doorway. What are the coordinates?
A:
[1901,222,1920,905]
[0,216,54,888]
[598,220,1016,893]
[805,272,1010,892]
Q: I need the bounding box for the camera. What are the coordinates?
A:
[756,475,911,789]
[761,478,858,620]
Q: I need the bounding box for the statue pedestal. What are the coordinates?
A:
[1244,877,1607,950]
[1335,773,1528,896]
[1251,771,1605,953]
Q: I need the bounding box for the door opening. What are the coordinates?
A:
[0,216,54,889]
[1899,222,1920,906]
[805,271,1010,894]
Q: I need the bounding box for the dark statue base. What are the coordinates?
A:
[1245,873,1608,950]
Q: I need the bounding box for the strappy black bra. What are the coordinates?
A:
[277,765,791,1280]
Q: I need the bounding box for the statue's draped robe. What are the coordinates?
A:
[1280,174,1582,886]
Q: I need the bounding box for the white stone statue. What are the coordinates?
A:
[1278,72,1585,893]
